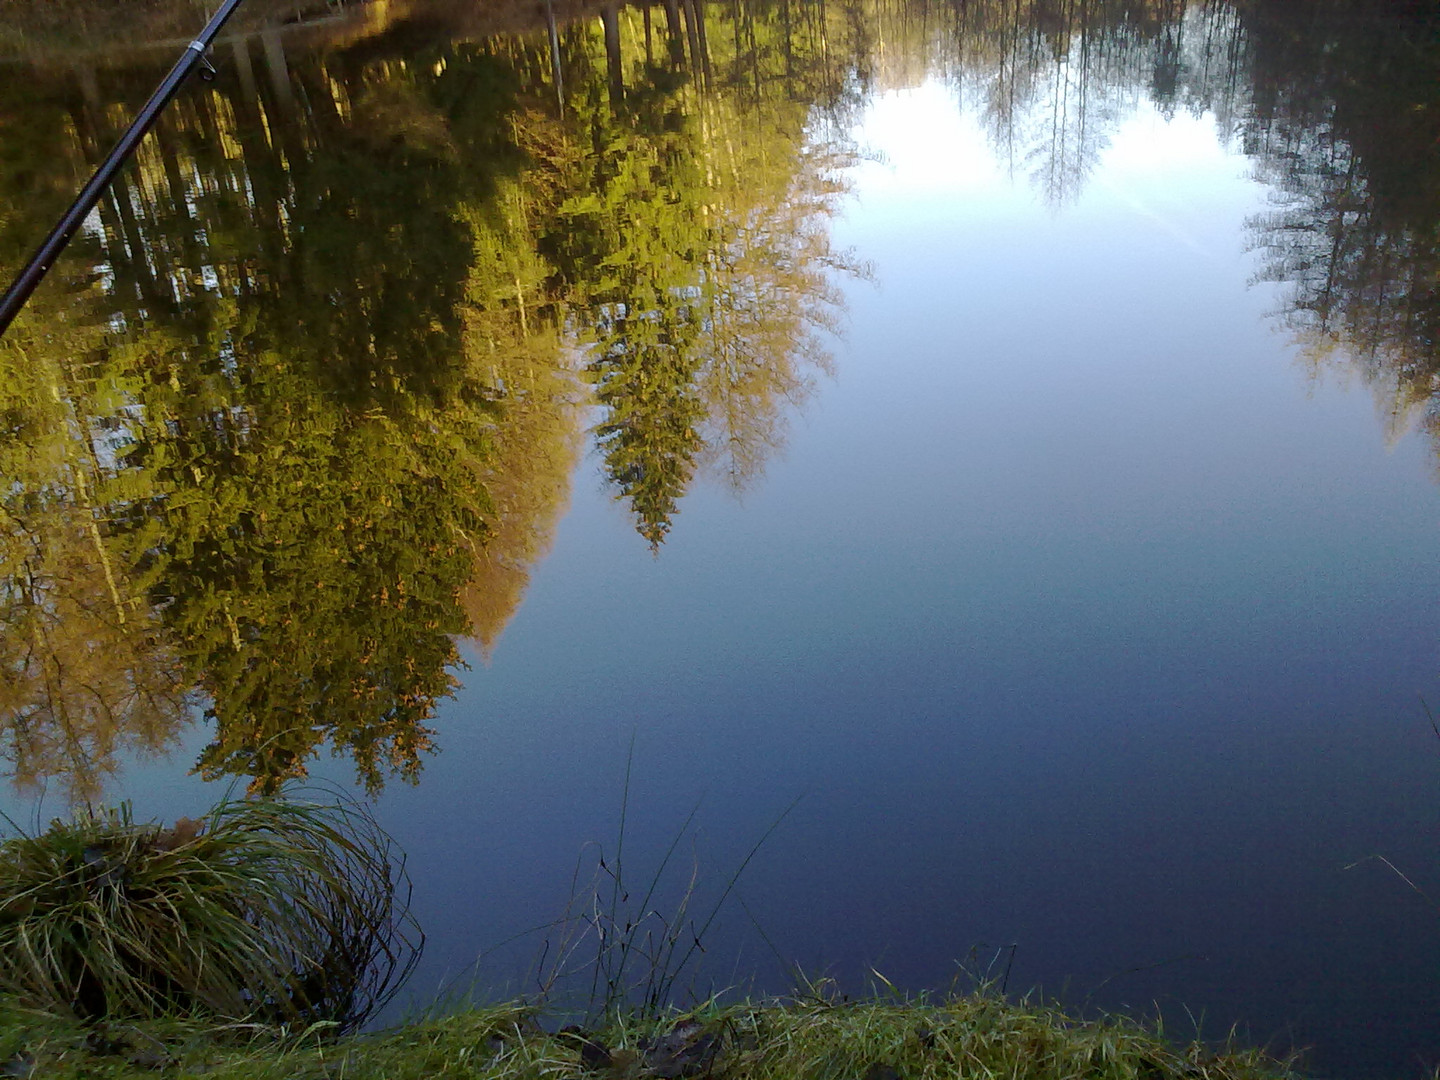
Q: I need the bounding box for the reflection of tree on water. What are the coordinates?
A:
[1238,0,1440,452]
[0,0,858,797]
[838,0,1439,453]
[0,331,189,805]
[883,0,1196,205]
[0,36,570,797]
[456,175,587,656]
[1,0,1435,801]
[553,2,857,546]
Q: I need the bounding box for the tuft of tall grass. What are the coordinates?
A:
[518,744,798,1026]
[0,790,421,1032]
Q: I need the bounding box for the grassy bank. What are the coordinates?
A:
[0,993,1296,1080]
[0,797,1298,1080]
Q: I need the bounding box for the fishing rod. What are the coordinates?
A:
[0,0,247,339]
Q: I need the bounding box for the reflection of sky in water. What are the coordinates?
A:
[7,79,1440,1079]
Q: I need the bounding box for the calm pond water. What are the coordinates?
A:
[2,0,1440,1073]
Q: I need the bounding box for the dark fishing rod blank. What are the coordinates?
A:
[0,0,247,339]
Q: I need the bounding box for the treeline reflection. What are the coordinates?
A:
[0,0,857,799]
[0,0,1435,800]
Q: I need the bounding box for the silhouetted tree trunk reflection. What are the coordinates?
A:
[602,4,625,104]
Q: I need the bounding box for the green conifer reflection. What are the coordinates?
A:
[0,0,855,795]
[5,0,1432,800]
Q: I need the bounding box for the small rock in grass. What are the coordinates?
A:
[560,1026,611,1072]
[607,1047,642,1078]
[126,1044,174,1069]
[84,1029,128,1056]
[643,1020,719,1078]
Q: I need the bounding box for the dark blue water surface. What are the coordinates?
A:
[2,1,1439,1074]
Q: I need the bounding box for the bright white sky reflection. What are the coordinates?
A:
[853,82,1009,198]
[851,78,1255,254]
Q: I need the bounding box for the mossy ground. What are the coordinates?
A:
[0,993,1297,1080]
